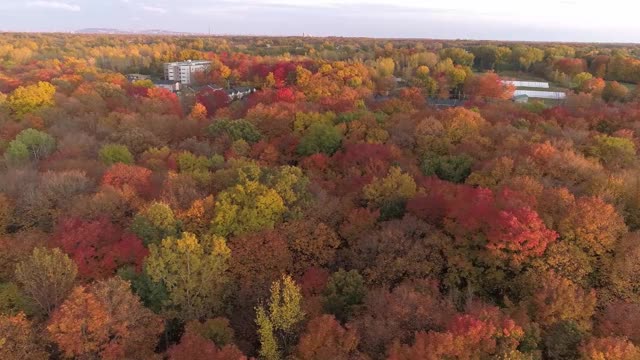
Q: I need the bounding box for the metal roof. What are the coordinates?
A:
[513,90,566,99]
[502,80,550,89]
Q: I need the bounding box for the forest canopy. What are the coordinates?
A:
[1,33,640,359]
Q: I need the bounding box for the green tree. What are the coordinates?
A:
[572,72,593,91]
[588,135,636,167]
[177,151,213,186]
[117,266,168,314]
[208,119,262,143]
[0,283,30,316]
[99,144,134,165]
[293,111,336,134]
[363,166,416,219]
[323,269,365,322]
[297,122,343,156]
[145,232,230,320]
[15,247,77,315]
[512,46,545,71]
[184,317,236,347]
[440,47,475,67]
[132,79,154,88]
[3,141,29,164]
[210,180,286,237]
[130,202,179,246]
[421,154,473,183]
[7,81,55,117]
[544,320,584,360]
[264,166,311,218]
[471,45,500,70]
[4,128,55,164]
[177,152,213,173]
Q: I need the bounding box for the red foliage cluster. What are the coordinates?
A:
[102,163,153,197]
[54,217,147,279]
[408,182,557,266]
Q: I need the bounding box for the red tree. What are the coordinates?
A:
[464,73,515,100]
[102,163,153,197]
[408,183,557,267]
[54,217,147,279]
[295,315,361,360]
[197,88,230,116]
[168,331,248,360]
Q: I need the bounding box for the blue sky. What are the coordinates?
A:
[1,0,639,42]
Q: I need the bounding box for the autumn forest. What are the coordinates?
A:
[2,33,640,359]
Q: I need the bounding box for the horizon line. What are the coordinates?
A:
[1,29,639,46]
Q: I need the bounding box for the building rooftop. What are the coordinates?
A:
[513,90,566,100]
[153,79,181,85]
[165,60,211,66]
[501,80,550,89]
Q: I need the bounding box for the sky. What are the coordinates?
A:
[0,0,639,43]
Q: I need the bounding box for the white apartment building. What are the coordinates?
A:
[164,60,211,85]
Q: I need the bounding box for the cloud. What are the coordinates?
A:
[26,1,80,11]
[142,5,167,14]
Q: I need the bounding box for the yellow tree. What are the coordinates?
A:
[375,58,395,77]
[15,247,77,315]
[363,166,416,219]
[145,232,231,320]
[416,65,430,79]
[363,166,417,207]
[210,180,286,237]
[265,72,277,88]
[296,66,312,88]
[7,81,55,118]
[256,275,305,359]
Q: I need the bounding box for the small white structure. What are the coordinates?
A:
[513,94,529,103]
[225,87,256,100]
[153,80,181,92]
[513,90,566,100]
[127,73,151,82]
[502,80,550,89]
[164,60,211,85]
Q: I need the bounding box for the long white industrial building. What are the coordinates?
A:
[502,80,550,89]
[513,90,566,99]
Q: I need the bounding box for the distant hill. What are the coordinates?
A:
[75,28,129,34]
[75,28,200,35]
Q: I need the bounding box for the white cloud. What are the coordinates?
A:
[180,0,640,33]
[26,1,80,11]
[142,5,167,14]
